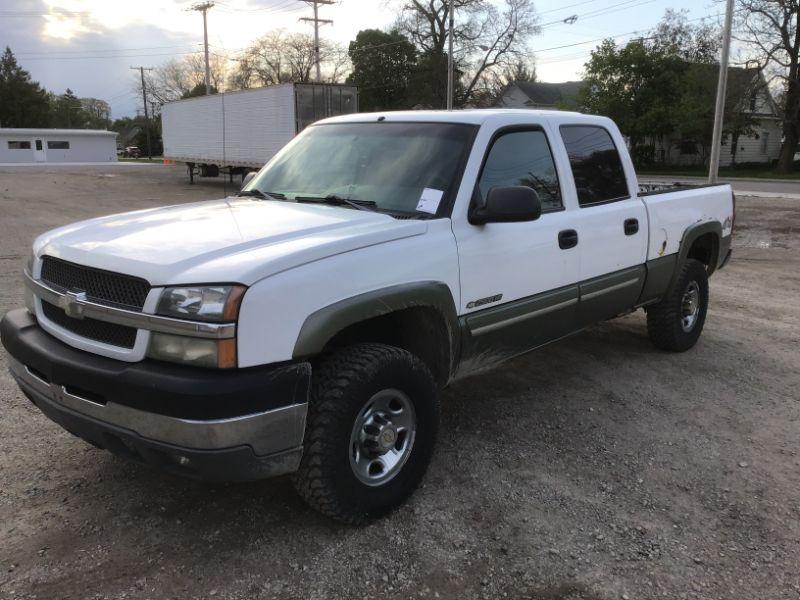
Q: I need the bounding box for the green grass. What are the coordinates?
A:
[638,166,800,180]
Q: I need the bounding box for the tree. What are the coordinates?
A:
[675,64,758,165]
[141,53,227,105]
[49,88,86,128]
[649,8,720,62]
[580,39,687,155]
[229,30,348,89]
[579,11,759,167]
[0,47,50,127]
[80,98,111,129]
[348,29,417,111]
[393,0,538,107]
[735,0,799,172]
[183,83,218,98]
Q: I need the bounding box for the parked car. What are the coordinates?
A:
[123,146,141,158]
[0,110,734,524]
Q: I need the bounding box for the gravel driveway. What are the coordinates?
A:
[1,165,798,600]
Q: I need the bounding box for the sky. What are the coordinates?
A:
[1,0,728,120]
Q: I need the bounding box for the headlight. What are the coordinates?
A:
[156,285,245,322]
[149,285,245,368]
[148,333,237,369]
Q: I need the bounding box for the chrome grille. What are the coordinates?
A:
[40,256,150,311]
[41,301,138,349]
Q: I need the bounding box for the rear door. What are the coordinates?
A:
[452,125,581,370]
[558,124,648,325]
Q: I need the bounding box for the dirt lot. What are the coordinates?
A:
[0,164,799,600]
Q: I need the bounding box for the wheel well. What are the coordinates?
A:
[322,307,453,386]
[687,232,719,273]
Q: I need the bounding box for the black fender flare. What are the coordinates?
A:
[292,281,460,377]
[670,220,722,291]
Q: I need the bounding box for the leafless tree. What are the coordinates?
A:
[138,53,228,107]
[228,30,349,89]
[735,0,799,172]
[80,98,111,129]
[394,0,538,106]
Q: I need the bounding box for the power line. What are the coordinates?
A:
[19,50,203,61]
[298,0,333,82]
[15,44,202,56]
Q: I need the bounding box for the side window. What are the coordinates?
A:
[47,141,70,150]
[560,125,629,206]
[8,141,31,150]
[478,129,562,212]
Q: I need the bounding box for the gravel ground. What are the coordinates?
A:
[0,165,799,600]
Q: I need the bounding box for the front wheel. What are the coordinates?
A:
[647,258,709,352]
[292,343,439,524]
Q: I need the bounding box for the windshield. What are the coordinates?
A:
[245,122,477,216]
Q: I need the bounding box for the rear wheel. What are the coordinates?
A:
[647,258,709,352]
[292,343,439,524]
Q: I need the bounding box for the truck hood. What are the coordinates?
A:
[34,198,428,286]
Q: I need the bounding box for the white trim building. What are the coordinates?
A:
[0,129,118,164]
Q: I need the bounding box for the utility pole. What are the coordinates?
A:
[299,0,333,83]
[130,66,154,159]
[190,1,215,94]
[708,0,734,183]
[447,0,455,110]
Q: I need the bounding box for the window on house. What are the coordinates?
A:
[750,92,758,111]
[560,125,629,206]
[47,141,70,150]
[760,131,769,154]
[478,129,563,212]
[7,141,31,150]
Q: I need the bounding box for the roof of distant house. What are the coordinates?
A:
[509,81,584,106]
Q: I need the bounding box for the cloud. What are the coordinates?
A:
[4,0,393,118]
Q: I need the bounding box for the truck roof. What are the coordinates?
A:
[318,108,608,128]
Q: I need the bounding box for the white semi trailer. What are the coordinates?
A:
[161,82,358,183]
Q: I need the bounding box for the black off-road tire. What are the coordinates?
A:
[647,258,709,352]
[292,343,439,525]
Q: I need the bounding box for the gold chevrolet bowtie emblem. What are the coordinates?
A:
[61,290,88,319]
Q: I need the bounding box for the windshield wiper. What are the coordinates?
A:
[237,189,286,201]
[295,195,377,212]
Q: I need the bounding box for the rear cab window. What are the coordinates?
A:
[478,128,563,212]
[560,125,629,206]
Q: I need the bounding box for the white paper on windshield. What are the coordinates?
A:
[416,188,444,214]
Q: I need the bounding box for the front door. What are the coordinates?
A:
[452,126,581,374]
[33,139,46,162]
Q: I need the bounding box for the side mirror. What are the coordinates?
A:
[241,171,256,190]
[469,186,542,225]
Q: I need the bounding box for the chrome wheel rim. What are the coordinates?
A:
[680,281,701,332]
[349,389,417,487]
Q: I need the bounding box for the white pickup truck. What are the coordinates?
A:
[1,110,734,523]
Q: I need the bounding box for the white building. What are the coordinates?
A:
[0,129,118,164]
